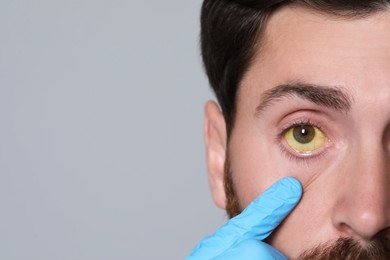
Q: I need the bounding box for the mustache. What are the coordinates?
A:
[297,237,390,260]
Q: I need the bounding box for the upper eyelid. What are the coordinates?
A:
[278,119,326,137]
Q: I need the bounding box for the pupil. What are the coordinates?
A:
[293,125,315,144]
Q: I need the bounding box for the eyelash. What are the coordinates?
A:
[276,118,329,163]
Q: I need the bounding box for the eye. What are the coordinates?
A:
[284,124,325,153]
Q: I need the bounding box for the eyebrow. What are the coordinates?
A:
[255,82,353,116]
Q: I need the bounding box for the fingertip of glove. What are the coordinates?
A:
[280,176,302,200]
[282,176,302,191]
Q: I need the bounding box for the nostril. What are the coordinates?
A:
[333,206,390,241]
[336,222,357,237]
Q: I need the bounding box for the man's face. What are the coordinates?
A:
[205,5,390,259]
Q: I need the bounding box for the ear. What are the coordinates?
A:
[204,101,227,209]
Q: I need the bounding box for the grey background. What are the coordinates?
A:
[0,1,226,259]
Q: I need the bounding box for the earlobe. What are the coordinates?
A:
[204,101,227,209]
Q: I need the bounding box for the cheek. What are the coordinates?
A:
[228,128,292,207]
[266,187,330,257]
[228,130,329,208]
[267,172,343,258]
[229,128,345,257]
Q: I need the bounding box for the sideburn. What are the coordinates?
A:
[224,152,242,218]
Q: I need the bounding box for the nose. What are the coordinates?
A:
[332,148,390,241]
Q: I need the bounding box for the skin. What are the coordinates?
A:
[204,5,390,259]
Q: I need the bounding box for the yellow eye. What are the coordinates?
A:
[284,125,325,153]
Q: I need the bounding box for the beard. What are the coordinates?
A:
[298,237,390,259]
[223,154,390,259]
[223,153,242,219]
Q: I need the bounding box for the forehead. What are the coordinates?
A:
[241,6,390,97]
[265,6,390,57]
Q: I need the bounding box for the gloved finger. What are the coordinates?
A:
[229,176,302,242]
[187,177,302,259]
[213,239,288,260]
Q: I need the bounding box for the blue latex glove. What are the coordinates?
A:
[186,177,302,260]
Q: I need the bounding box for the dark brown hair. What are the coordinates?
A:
[200,0,390,137]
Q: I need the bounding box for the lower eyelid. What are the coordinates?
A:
[278,140,330,164]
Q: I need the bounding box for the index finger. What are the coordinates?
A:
[189,177,302,258]
[229,176,302,241]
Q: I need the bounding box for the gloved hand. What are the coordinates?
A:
[186,177,302,260]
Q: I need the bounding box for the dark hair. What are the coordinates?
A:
[200,0,390,137]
